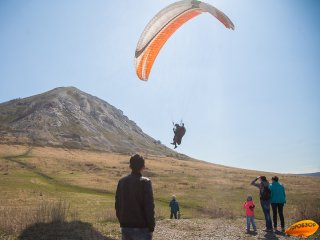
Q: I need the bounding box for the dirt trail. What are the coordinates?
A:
[152,218,319,240]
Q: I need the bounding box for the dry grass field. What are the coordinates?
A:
[0,144,319,239]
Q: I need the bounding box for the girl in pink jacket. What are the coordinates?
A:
[243,195,257,233]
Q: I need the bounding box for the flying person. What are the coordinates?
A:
[171,122,186,149]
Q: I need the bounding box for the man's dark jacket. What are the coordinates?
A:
[115,172,155,232]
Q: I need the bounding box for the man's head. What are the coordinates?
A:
[260,176,267,181]
[130,154,145,173]
[272,176,279,182]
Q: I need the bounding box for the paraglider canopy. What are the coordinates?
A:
[135,0,235,81]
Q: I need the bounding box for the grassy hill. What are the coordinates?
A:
[0,144,319,239]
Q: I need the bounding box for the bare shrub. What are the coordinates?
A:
[0,199,77,236]
[292,200,320,224]
[33,199,70,223]
[0,206,34,235]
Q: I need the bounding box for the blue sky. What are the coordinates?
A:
[1,0,319,173]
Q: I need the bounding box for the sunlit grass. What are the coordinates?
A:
[0,144,319,239]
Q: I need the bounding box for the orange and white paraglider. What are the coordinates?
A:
[135,0,235,81]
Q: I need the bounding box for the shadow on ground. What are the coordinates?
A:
[18,220,115,240]
[258,230,287,240]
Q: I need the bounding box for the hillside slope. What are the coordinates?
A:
[0,87,176,156]
[0,145,319,239]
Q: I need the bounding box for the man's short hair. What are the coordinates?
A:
[130,154,145,172]
[260,176,267,181]
[272,176,279,182]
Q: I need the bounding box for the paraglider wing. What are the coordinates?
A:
[135,0,234,81]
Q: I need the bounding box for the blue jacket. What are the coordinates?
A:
[269,181,286,204]
[169,199,180,213]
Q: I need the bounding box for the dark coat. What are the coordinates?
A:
[115,172,155,232]
[173,126,186,145]
[169,199,180,213]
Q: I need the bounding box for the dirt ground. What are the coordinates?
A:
[152,218,319,240]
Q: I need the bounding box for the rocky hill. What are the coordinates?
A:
[0,87,175,155]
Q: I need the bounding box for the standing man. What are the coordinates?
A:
[270,176,286,232]
[115,154,155,240]
[251,176,273,232]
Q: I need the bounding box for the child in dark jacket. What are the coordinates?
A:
[169,195,180,219]
[243,195,257,233]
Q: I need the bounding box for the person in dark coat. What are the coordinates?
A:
[169,195,180,219]
[115,154,155,240]
[171,123,186,149]
[251,176,273,231]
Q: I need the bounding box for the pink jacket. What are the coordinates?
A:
[243,200,255,217]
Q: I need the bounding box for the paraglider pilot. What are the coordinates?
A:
[171,122,186,149]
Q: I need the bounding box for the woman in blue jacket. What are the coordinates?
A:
[269,176,286,232]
